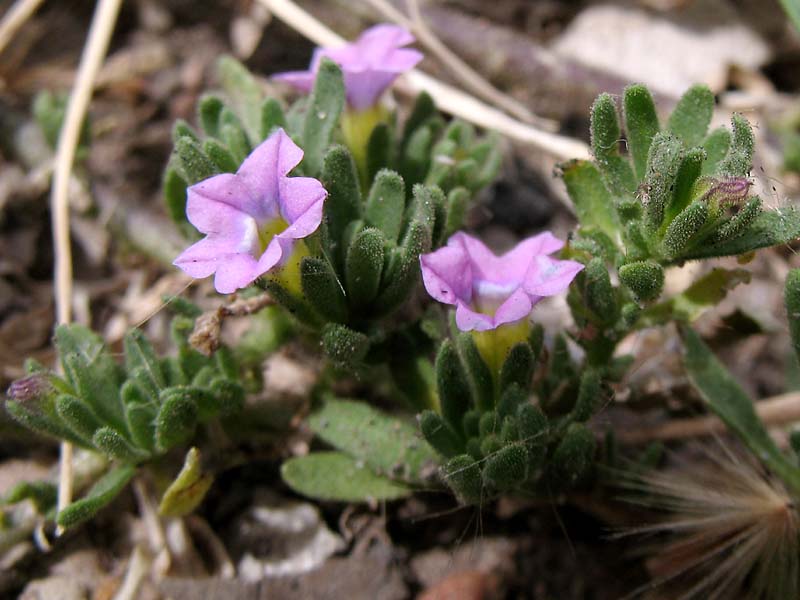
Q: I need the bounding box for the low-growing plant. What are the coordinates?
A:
[5,22,800,598]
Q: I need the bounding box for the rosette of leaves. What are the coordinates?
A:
[4,319,244,527]
[418,326,600,504]
[561,83,800,303]
[163,56,499,375]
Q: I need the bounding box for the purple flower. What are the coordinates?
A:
[274,24,423,110]
[420,232,584,332]
[174,129,327,294]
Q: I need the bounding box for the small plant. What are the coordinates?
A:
[5,312,244,527]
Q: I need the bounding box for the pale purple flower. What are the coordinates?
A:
[174,128,327,294]
[274,24,423,110]
[420,232,584,332]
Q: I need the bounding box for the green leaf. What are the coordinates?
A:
[4,480,57,513]
[499,342,534,393]
[173,136,218,185]
[345,227,385,308]
[163,166,189,226]
[217,55,264,144]
[321,323,370,368]
[302,59,345,177]
[482,443,528,491]
[92,426,148,462]
[210,379,245,418]
[712,196,762,243]
[154,390,199,452]
[662,201,707,259]
[55,394,101,443]
[571,369,602,422]
[220,119,251,165]
[679,208,800,260]
[583,258,619,325]
[365,169,406,243]
[158,447,213,517]
[435,340,473,435]
[454,332,494,413]
[372,221,430,316]
[366,123,393,184]
[57,465,136,528]
[172,119,199,143]
[309,396,439,483]
[639,268,751,327]
[197,94,224,138]
[419,410,463,458]
[443,187,470,240]
[643,132,684,232]
[260,97,287,140]
[666,147,706,225]
[667,84,714,148]
[618,260,664,302]
[469,137,503,191]
[681,327,800,493]
[5,400,86,446]
[590,93,636,196]
[281,451,412,502]
[300,256,348,323]
[547,423,596,489]
[786,269,800,362]
[442,454,483,505]
[321,145,362,269]
[561,160,619,241]
[401,92,437,150]
[56,325,126,433]
[719,113,754,177]
[125,399,156,452]
[623,84,660,181]
[701,127,731,176]
[400,124,434,188]
[124,330,165,391]
[203,139,238,173]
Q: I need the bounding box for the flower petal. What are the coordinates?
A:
[454,231,566,286]
[420,244,472,306]
[455,301,496,332]
[493,287,534,327]
[272,24,421,110]
[174,237,233,279]
[186,174,258,233]
[212,254,264,294]
[236,129,303,221]
[278,176,327,224]
[256,236,289,273]
[524,256,585,297]
[272,70,316,93]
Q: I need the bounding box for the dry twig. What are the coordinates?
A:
[617,392,800,445]
[0,0,46,56]
[51,0,123,533]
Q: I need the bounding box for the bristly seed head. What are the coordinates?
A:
[619,445,799,600]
